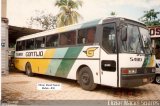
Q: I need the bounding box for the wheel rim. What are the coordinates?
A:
[156,76,160,83]
[81,72,90,84]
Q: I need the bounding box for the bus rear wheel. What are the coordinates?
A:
[25,63,33,77]
[78,67,97,91]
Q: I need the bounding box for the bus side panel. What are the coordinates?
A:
[15,45,100,84]
[54,47,83,77]
[67,60,100,84]
[14,58,27,71]
[67,46,100,84]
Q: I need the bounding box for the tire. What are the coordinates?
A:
[155,75,160,84]
[78,67,97,91]
[25,62,33,77]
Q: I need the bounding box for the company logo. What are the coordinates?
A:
[83,47,98,57]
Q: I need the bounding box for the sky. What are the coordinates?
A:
[7,0,160,29]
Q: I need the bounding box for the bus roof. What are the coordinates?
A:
[16,17,145,41]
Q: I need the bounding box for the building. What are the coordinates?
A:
[1,0,9,74]
[1,0,43,74]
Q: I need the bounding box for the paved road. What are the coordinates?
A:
[2,70,160,105]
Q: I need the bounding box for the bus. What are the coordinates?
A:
[149,26,160,84]
[14,17,156,90]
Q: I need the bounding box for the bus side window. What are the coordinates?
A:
[16,41,20,51]
[46,34,58,47]
[16,41,25,51]
[60,33,68,45]
[35,37,45,49]
[78,29,86,44]
[68,31,76,45]
[86,27,96,44]
[26,39,34,50]
[60,31,76,46]
[78,27,96,44]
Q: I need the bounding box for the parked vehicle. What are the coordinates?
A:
[14,17,156,90]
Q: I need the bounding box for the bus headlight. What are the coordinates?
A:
[128,69,137,74]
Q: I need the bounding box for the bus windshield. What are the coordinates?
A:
[121,24,143,53]
[139,27,152,54]
[121,24,152,54]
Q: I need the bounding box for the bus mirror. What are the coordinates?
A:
[121,26,127,41]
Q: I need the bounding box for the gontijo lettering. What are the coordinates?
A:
[26,51,43,57]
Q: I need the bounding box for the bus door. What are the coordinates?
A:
[100,23,118,87]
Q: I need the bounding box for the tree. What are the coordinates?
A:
[110,11,117,17]
[139,9,160,26]
[55,0,83,27]
[27,10,57,30]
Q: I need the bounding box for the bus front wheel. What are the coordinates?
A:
[78,67,97,91]
[25,62,33,77]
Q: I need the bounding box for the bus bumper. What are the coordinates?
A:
[121,74,155,87]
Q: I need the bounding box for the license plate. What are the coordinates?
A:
[143,78,148,82]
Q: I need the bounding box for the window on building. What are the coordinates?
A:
[26,39,34,50]
[46,34,58,47]
[35,37,45,49]
[78,27,96,44]
[59,31,76,46]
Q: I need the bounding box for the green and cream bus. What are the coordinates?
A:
[14,17,156,90]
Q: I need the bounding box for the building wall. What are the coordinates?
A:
[1,0,9,74]
[1,19,9,74]
[2,0,7,18]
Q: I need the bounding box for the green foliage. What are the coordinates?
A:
[28,10,57,30]
[139,9,160,26]
[110,11,117,17]
[55,0,83,27]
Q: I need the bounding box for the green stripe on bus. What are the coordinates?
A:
[142,55,150,67]
[55,46,83,77]
[46,48,68,76]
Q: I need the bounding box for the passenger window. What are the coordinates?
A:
[26,39,34,50]
[46,34,58,47]
[35,37,45,49]
[60,31,76,46]
[16,41,26,51]
[78,27,96,44]
[102,23,116,53]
